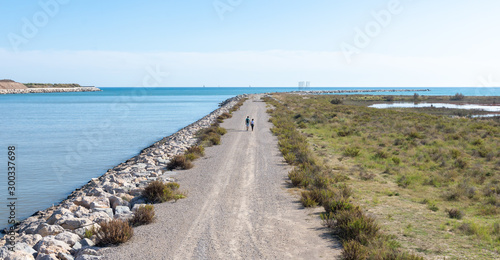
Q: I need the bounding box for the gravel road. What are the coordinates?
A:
[103,95,341,259]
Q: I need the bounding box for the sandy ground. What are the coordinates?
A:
[102,95,342,260]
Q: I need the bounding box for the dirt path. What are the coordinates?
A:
[103,95,342,259]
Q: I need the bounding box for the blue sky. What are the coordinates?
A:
[1,0,499,87]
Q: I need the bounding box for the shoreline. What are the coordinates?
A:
[0,87,102,95]
[0,94,247,259]
[289,88,430,94]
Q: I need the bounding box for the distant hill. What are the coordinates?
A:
[0,79,28,90]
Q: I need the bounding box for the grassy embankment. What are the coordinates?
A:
[265,94,500,259]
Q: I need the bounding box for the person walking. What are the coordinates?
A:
[251,119,255,131]
[245,116,250,131]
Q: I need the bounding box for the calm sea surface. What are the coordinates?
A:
[1,87,499,231]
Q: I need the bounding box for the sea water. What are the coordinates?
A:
[1,87,499,231]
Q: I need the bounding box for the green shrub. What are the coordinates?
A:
[187,145,205,157]
[337,127,354,137]
[320,212,336,229]
[184,153,197,161]
[207,132,221,145]
[130,205,155,226]
[447,208,464,219]
[335,208,380,245]
[343,147,360,157]
[283,153,296,164]
[300,191,319,207]
[142,181,167,203]
[216,127,227,135]
[218,112,232,119]
[342,240,368,260]
[397,175,412,188]
[330,98,343,105]
[84,226,96,239]
[288,168,309,188]
[323,197,354,214]
[451,93,465,100]
[373,150,389,159]
[391,157,401,165]
[97,219,133,246]
[167,155,194,170]
[143,181,186,203]
[427,203,439,212]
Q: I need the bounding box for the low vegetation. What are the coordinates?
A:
[167,155,194,170]
[97,219,133,246]
[142,181,187,203]
[130,205,156,226]
[266,93,500,259]
[265,96,423,259]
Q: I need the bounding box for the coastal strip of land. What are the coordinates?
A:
[0,95,247,259]
[0,87,102,94]
[102,94,341,259]
[290,88,430,94]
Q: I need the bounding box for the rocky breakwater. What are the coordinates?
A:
[0,87,102,95]
[0,94,247,260]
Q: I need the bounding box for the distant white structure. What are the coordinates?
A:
[298,81,310,89]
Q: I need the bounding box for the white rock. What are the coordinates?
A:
[88,211,112,224]
[13,242,36,255]
[74,247,101,260]
[55,232,81,247]
[17,234,43,247]
[73,197,97,209]
[33,236,71,255]
[114,206,132,215]
[79,238,95,248]
[35,253,58,260]
[46,208,72,225]
[57,218,93,230]
[57,252,75,260]
[89,198,110,209]
[92,208,113,218]
[35,224,65,237]
[19,219,45,234]
[6,250,36,260]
